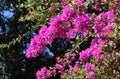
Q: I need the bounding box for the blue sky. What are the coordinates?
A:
[0,9,14,34]
[1,9,14,19]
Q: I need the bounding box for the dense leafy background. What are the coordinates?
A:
[0,0,65,79]
[0,0,120,79]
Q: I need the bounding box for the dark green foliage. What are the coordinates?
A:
[0,0,64,79]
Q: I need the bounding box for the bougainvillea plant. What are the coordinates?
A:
[26,0,120,79]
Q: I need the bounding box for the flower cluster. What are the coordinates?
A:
[84,63,96,79]
[73,13,92,36]
[79,38,108,62]
[36,67,52,79]
[36,38,107,79]
[94,10,116,37]
[25,0,120,79]
[26,4,92,58]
